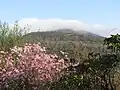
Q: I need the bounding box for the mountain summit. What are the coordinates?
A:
[24,28,105,60]
[25,28,104,43]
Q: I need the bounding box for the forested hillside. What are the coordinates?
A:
[24,29,106,60]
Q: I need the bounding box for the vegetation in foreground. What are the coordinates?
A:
[0,21,120,90]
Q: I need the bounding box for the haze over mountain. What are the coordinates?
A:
[1,0,120,37]
[17,18,118,37]
[25,28,104,42]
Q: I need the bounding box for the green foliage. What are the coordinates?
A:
[49,34,120,90]
[1,21,120,90]
[0,21,26,51]
[104,34,120,52]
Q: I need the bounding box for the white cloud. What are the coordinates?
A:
[18,18,39,26]
[16,18,118,37]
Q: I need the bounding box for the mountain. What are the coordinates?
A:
[25,29,104,43]
[56,29,104,41]
[24,29,106,60]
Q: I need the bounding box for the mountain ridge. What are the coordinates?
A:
[23,29,106,60]
[25,29,104,43]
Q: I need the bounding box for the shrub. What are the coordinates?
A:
[0,43,66,90]
[0,21,26,51]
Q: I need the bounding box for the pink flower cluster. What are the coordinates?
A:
[0,43,66,87]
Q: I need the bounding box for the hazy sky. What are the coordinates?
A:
[0,0,120,36]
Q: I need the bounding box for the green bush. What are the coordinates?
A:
[49,34,120,90]
[0,21,26,51]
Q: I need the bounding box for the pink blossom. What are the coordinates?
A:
[0,43,66,87]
